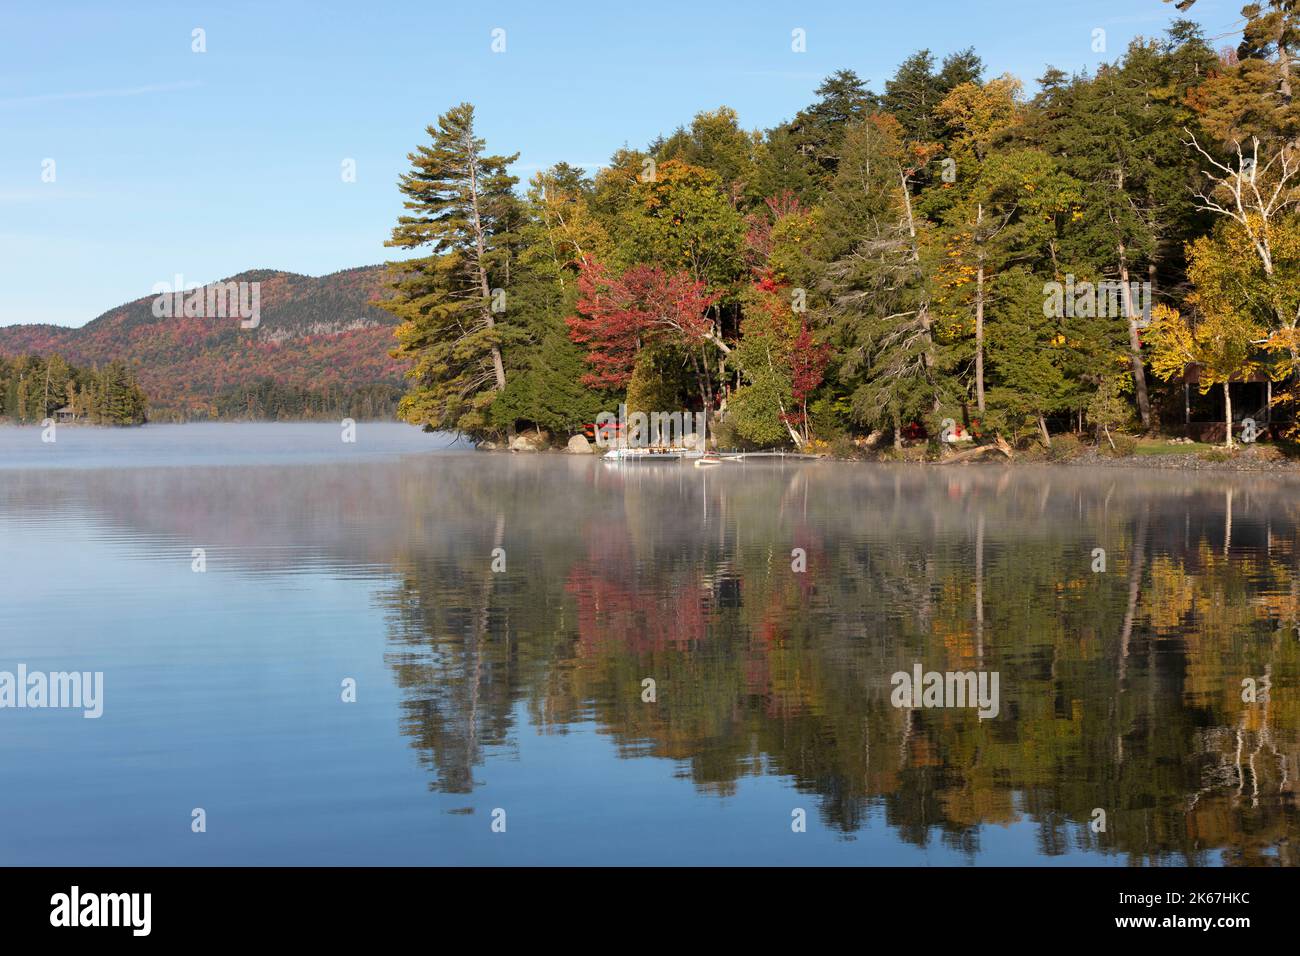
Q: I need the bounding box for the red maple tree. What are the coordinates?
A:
[565,260,720,389]
[787,321,832,431]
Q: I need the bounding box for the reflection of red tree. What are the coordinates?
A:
[737,523,827,714]
[565,559,710,655]
[749,596,807,719]
[743,651,770,698]
[787,509,826,602]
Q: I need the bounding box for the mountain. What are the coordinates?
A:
[0,266,406,420]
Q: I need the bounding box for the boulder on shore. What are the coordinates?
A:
[566,434,594,454]
[509,429,549,452]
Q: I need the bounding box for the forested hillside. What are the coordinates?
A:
[0,267,404,421]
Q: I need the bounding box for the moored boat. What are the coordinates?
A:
[602,446,704,462]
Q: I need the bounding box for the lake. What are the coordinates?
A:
[1,422,1297,865]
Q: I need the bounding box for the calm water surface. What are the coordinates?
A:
[1,423,1297,865]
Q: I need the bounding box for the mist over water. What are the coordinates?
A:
[1,424,1297,865]
[0,421,458,470]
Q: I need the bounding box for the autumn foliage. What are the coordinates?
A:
[565,260,719,389]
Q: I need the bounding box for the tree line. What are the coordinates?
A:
[210,379,402,422]
[0,353,147,426]
[383,5,1300,451]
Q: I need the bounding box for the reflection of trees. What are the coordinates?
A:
[376,462,1300,863]
[8,458,1295,862]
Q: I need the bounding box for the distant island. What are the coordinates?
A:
[0,353,147,425]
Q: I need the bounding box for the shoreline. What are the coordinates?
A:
[7,418,1296,473]
[505,443,1300,472]
[834,444,1300,473]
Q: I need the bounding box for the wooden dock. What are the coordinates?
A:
[704,449,822,462]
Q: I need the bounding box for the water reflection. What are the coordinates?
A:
[2,453,1297,864]
[380,461,1300,864]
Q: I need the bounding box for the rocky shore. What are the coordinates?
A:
[480,428,1300,473]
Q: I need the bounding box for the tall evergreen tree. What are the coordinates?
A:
[927,75,1024,412]
[819,116,947,443]
[884,49,984,146]
[748,69,880,219]
[489,168,609,436]
[384,103,521,438]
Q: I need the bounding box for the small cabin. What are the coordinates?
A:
[54,406,77,424]
[1178,365,1284,442]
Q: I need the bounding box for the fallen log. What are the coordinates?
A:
[941,436,1013,464]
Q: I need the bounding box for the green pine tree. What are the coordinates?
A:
[384,103,521,439]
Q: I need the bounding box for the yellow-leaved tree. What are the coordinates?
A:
[1147,304,1263,447]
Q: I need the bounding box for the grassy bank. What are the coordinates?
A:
[814,434,1300,472]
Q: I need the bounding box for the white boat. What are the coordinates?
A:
[693,454,742,467]
[600,414,710,463]
[602,446,703,462]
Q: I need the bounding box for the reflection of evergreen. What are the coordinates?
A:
[367,463,1300,862]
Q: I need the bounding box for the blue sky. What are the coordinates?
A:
[1,0,1246,327]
